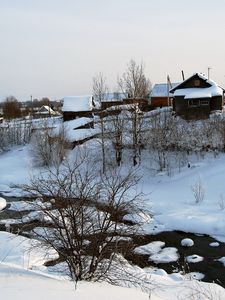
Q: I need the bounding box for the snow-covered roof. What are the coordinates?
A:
[151,83,179,97]
[64,117,93,130]
[93,92,128,103]
[62,96,94,112]
[172,73,223,99]
[37,105,57,115]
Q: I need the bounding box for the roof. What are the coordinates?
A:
[151,83,179,97]
[62,96,94,112]
[64,117,93,130]
[37,106,57,115]
[93,92,128,102]
[170,73,223,99]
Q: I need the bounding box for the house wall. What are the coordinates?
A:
[151,97,173,108]
[63,111,93,121]
[174,95,223,120]
[210,96,223,111]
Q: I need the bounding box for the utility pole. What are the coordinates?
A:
[31,95,33,119]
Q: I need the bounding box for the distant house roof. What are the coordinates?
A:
[102,92,128,102]
[62,96,94,112]
[170,73,224,99]
[151,83,179,97]
[93,92,128,106]
[37,105,57,115]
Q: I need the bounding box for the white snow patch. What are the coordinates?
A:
[134,241,165,255]
[209,242,220,247]
[181,238,194,247]
[187,272,205,280]
[217,257,225,266]
[149,247,179,264]
[0,197,6,211]
[186,254,204,263]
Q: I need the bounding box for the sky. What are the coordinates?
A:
[1,0,225,101]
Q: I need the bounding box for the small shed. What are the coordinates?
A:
[170,73,224,120]
[62,95,95,121]
[150,83,179,108]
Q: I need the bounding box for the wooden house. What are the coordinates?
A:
[150,83,179,108]
[62,96,95,121]
[170,73,224,120]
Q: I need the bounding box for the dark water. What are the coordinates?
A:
[125,231,225,287]
[1,194,225,287]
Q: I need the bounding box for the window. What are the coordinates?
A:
[200,100,209,106]
[194,79,200,87]
[188,99,200,107]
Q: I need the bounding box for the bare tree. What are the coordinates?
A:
[119,59,151,99]
[119,60,151,165]
[92,73,109,173]
[30,123,68,167]
[2,96,22,120]
[21,150,144,285]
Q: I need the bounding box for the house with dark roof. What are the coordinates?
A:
[150,83,179,108]
[170,73,224,119]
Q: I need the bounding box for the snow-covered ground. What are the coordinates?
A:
[1,145,225,240]
[0,231,224,300]
[1,143,225,297]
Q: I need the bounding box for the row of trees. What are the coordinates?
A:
[93,59,151,172]
[0,96,59,120]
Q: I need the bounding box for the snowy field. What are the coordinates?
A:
[1,143,225,298]
[1,144,225,241]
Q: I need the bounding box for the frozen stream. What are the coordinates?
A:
[1,194,225,288]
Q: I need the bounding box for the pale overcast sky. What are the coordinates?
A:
[0,0,225,101]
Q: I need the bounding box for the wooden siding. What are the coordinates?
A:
[151,97,173,108]
[173,96,223,120]
[63,111,93,122]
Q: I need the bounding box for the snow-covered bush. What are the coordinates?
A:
[191,177,205,204]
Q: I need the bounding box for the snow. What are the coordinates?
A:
[0,197,7,211]
[209,242,220,247]
[0,232,58,269]
[172,72,223,99]
[181,238,194,247]
[64,117,93,130]
[134,242,179,264]
[0,123,225,300]
[217,257,225,266]
[62,96,94,112]
[187,272,205,280]
[140,153,225,239]
[149,247,179,264]
[0,232,224,300]
[0,145,33,187]
[134,241,165,255]
[174,86,222,99]
[186,255,204,263]
[94,92,127,102]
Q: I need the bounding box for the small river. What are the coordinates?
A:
[1,194,225,288]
